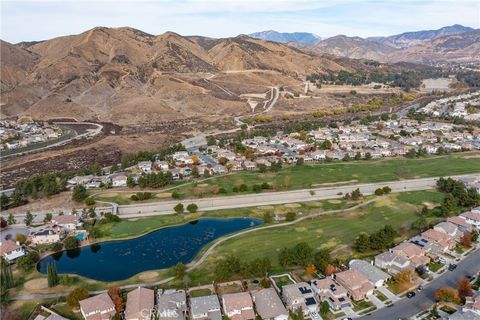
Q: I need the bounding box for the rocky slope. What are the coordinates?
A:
[1,27,360,125]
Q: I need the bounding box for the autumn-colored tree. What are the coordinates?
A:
[457,277,473,301]
[210,185,220,195]
[305,264,317,275]
[460,232,472,248]
[66,287,89,308]
[324,264,336,276]
[191,155,199,165]
[108,287,124,313]
[393,270,415,292]
[435,287,461,304]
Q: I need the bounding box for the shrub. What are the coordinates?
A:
[72,185,88,202]
[286,212,296,222]
[186,203,198,213]
[238,184,248,192]
[64,236,79,250]
[67,287,89,308]
[84,197,96,206]
[174,203,184,214]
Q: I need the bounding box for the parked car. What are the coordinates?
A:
[448,264,457,271]
[407,291,416,298]
[417,285,423,292]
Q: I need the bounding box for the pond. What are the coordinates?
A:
[37,217,262,281]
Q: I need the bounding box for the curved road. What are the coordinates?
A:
[361,247,480,320]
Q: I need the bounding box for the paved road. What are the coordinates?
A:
[8,173,480,220]
[360,247,480,320]
[116,174,479,217]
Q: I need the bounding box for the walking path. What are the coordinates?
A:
[11,199,376,301]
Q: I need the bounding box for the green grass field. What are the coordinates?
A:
[94,154,480,204]
[190,190,446,282]
[96,198,358,240]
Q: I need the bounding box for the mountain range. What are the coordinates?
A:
[1,24,477,128]
[251,25,479,63]
[248,30,320,45]
[0,27,370,126]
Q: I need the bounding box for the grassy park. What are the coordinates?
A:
[92,154,480,204]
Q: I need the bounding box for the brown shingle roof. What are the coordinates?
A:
[125,287,155,320]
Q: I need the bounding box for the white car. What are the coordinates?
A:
[310,311,321,320]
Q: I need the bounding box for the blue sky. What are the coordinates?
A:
[1,0,479,43]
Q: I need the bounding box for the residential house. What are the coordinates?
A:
[255,159,271,167]
[334,269,374,301]
[67,175,94,187]
[421,229,456,251]
[111,174,128,187]
[228,160,243,171]
[190,295,222,320]
[310,277,351,311]
[211,165,227,175]
[374,252,411,274]
[154,160,170,172]
[51,215,82,231]
[282,282,318,315]
[391,242,430,267]
[157,290,187,320]
[221,292,255,320]
[30,226,65,245]
[124,287,155,320]
[433,222,464,241]
[138,161,153,174]
[464,295,480,316]
[173,152,193,165]
[348,260,390,287]
[460,211,480,229]
[242,161,257,171]
[310,151,326,161]
[252,288,288,320]
[79,292,116,320]
[448,310,480,320]
[0,240,26,262]
[448,216,474,233]
[34,306,69,320]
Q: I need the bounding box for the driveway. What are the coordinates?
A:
[377,286,400,302]
[368,294,385,309]
[360,248,480,319]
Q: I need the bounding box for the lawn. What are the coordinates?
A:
[191,190,446,281]
[95,198,357,240]
[171,154,480,199]
[428,261,445,273]
[93,154,480,203]
[352,299,375,312]
[271,275,295,288]
[374,290,389,302]
[189,288,212,297]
